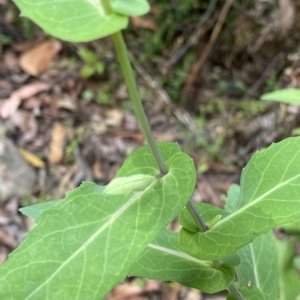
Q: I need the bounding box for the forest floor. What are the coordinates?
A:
[1,0,300,299]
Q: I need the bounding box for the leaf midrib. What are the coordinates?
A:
[24,191,143,300]
[148,243,211,267]
[213,173,300,230]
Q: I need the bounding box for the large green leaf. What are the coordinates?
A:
[179,137,300,260]
[0,143,196,299]
[234,232,279,300]
[128,229,234,293]
[276,238,300,300]
[110,0,150,16]
[12,0,128,42]
[261,88,300,104]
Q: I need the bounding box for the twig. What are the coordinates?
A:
[242,52,283,99]
[182,0,235,97]
[163,0,219,71]
[129,52,196,131]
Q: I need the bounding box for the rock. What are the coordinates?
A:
[0,138,36,205]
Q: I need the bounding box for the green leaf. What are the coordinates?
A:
[234,232,279,300]
[12,0,128,42]
[128,229,234,293]
[104,174,156,194]
[179,137,300,260]
[225,184,240,213]
[227,285,265,300]
[0,143,196,299]
[179,203,229,233]
[276,238,300,300]
[77,48,98,65]
[111,0,150,16]
[261,88,300,104]
[219,254,240,267]
[80,65,96,78]
[19,199,61,223]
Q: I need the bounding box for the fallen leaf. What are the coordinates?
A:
[111,282,143,300]
[19,148,45,168]
[131,17,157,31]
[0,246,7,265]
[105,109,124,127]
[0,82,49,119]
[0,227,18,249]
[48,123,66,164]
[19,40,62,76]
[279,0,295,38]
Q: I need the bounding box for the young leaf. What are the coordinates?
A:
[276,238,300,300]
[261,88,300,104]
[128,229,234,293]
[225,184,240,213]
[234,232,279,300]
[110,0,150,17]
[0,143,196,299]
[179,137,300,260]
[12,0,128,42]
[104,174,156,194]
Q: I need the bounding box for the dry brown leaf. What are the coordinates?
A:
[13,40,40,52]
[105,109,124,127]
[19,40,62,76]
[130,17,157,31]
[92,159,103,180]
[111,282,143,299]
[19,148,45,168]
[0,246,8,265]
[0,227,18,249]
[0,82,49,119]
[48,123,66,164]
[0,95,20,119]
[278,0,295,38]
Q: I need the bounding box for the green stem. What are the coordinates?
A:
[187,202,245,300]
[186,201,207,231]
[229,284,246,300]
[111,31,168,174]
[107,4,244,299]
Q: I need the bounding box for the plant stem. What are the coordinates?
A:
[108,5,244,299]
[186,201,207,231]
[187,201,245,300]
[111,31,168,174]
[229,284,246,300]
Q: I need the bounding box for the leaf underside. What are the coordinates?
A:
[129,229,234,293]
[12,0,128,42]
[234,232,279,300]
[0,143,196,300]
[180,137,300,260]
